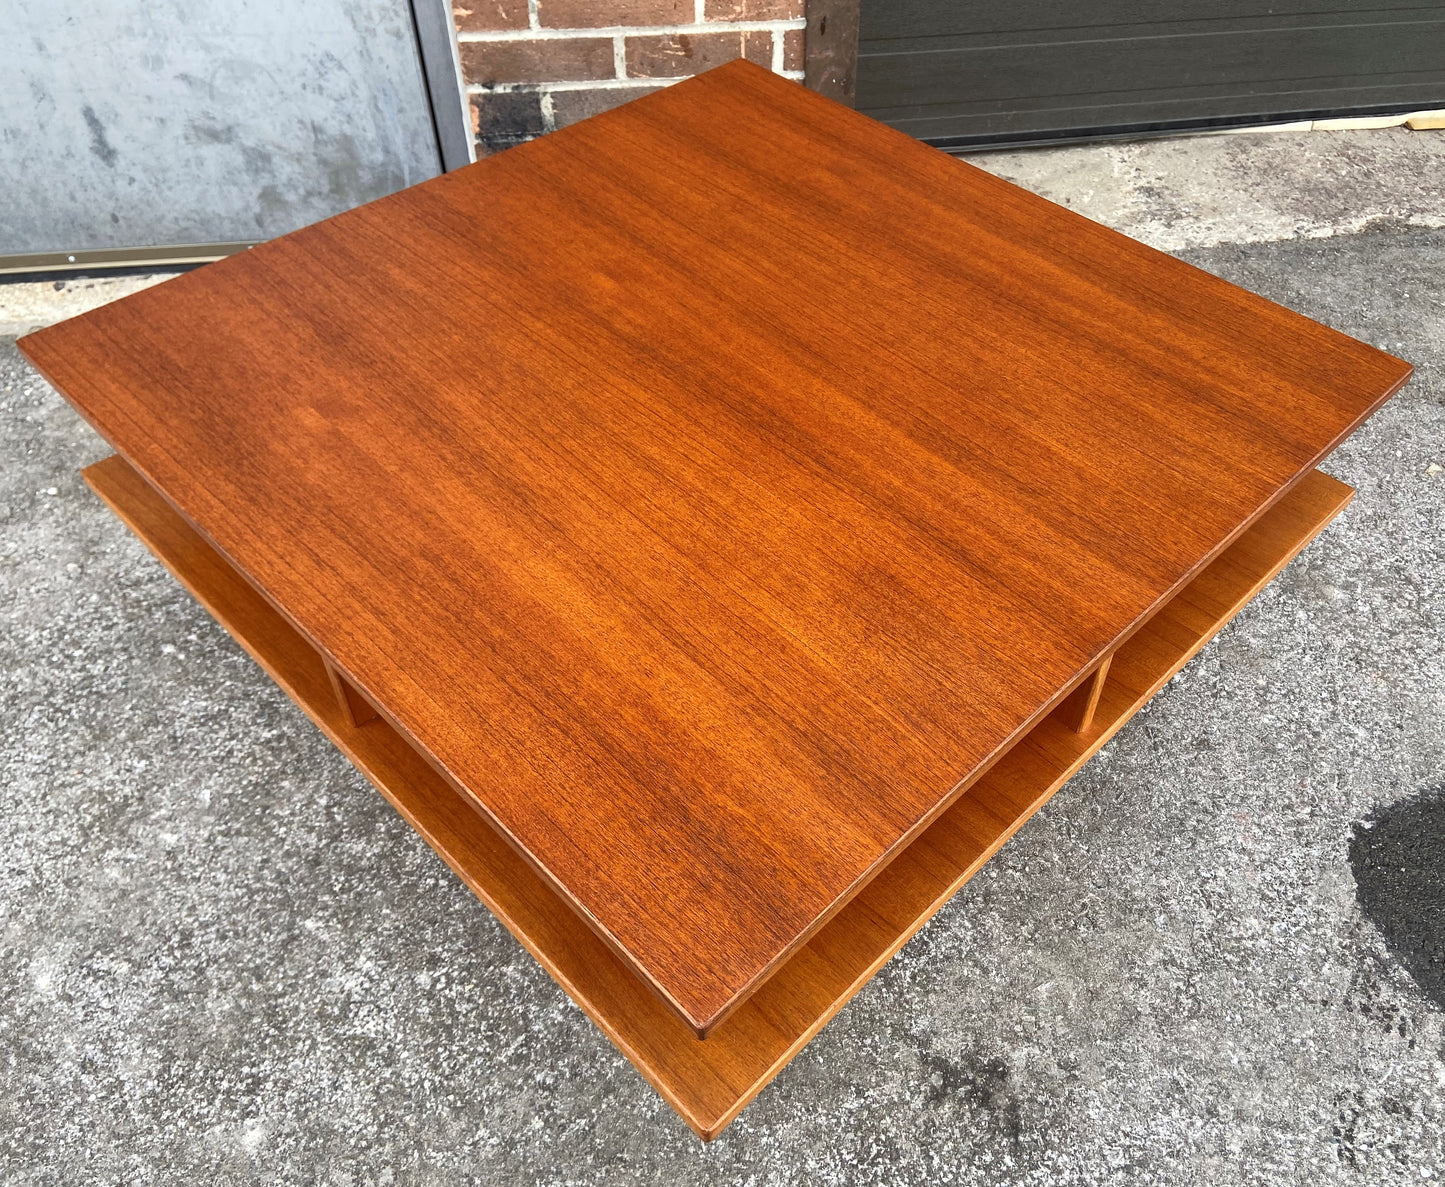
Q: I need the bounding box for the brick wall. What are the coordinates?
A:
[454,0,807,156]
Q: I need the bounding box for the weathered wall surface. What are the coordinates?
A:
[1,0,441,254]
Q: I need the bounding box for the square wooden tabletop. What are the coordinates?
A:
[20,61,1410,1037]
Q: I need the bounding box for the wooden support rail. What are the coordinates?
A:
[1052,653,1113,734]
[322,656,380,727]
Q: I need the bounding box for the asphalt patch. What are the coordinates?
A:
[1350,785,1445,1011]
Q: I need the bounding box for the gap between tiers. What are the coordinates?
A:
[82,454,1353,1140]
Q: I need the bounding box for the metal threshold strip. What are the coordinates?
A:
[926,102,1445,154]
[0,243,256,277]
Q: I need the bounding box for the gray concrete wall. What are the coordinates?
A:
[1,0,441,254]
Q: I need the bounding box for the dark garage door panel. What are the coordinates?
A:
[856,2,1445,144]
[863,0,1440,40]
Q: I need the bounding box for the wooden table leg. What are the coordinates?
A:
[1054,653,1113,734]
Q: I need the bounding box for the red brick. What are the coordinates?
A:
[782,25,803,70]
[704,0,803,18]
[451,0,529,32]
[460,37,616,86]
[538,0,690,28]
[625,30,771,78]
[549,84,666,129]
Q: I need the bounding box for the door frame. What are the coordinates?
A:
[804,0,863,105]
[410,0,474,173]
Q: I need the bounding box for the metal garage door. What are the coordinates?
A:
[855,1,1445,148]
[2,0,468,269]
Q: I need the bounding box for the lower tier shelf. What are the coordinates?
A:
[83,455,1352,1139]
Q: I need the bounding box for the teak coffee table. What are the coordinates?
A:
[21,61,1409,1139]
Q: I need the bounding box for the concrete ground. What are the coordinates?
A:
[2,128,1443,1185]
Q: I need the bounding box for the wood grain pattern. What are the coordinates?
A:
[21,61,1409,1035]
[82,454,1354,1139]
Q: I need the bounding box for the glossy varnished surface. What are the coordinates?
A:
[82,455,1354,1138]
[20,62,1410,1034]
